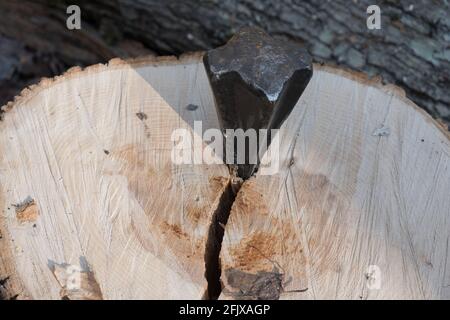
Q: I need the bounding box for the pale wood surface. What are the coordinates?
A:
[1,55,449,300]
[220,67,450,300]
[0,54,229,299]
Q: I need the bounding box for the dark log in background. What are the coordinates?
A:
[0,0,449,127]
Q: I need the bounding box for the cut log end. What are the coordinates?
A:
[1,54,449,300]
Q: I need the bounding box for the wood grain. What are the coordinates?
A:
[1,55,449,299]
[220,66,450,299]
[0,54,229,299]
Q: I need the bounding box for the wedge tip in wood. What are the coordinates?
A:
[203,27,313,179]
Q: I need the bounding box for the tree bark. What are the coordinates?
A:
[0,0,449,127]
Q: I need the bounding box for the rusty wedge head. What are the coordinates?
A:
[203,27,313,179]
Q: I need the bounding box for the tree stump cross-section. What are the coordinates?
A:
[1,54,450,300]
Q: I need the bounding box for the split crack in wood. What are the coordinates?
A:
[202,28,313,299]
[204,176,242,299]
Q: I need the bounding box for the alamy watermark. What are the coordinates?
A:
[66,5,382,31]
[367,5,381,30]
[171,121,280,176]
[66,5,81,30]
[365,265,382,290]
[66,264,82,290]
